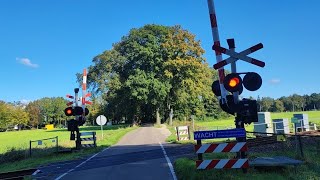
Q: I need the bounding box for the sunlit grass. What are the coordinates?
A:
[0,125,137,173]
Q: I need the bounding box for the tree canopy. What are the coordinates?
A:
[81,24,223,124]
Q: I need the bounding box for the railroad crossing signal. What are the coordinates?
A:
[212,43,265,70]
[64,106,89,116]
[211,39,265,124]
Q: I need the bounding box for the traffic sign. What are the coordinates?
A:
[96,115,107,139]
[96,115,107,125]
[194,128,246,140]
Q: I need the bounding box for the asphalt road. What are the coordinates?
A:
[34,125,194,180]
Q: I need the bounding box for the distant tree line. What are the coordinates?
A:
[257,93,320,112]
[0,97,70,131]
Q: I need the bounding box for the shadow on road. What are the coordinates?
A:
[34,143,194,179]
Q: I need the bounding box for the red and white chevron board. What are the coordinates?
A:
[81,144,95,148]
[195,142,247,154]
[196,159,249,169]
[80,137,94,141]
[178,137,189,141]
[179,130,188,135]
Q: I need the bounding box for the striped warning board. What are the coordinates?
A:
[196,159,249,169]
[195,141,249,170]
[81,144,96,148]
[176,126,190,141]
[79,132,96,148]
[195,142,247,153]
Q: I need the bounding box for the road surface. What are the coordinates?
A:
[34,124,194,180]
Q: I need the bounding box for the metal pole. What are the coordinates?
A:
[207,0,227,104]
[29,141,32,157]
[197,140,203,161]
[100,116,104,139]
[56,136,58,153]
[294,123,298,157]
[227,39,239,104]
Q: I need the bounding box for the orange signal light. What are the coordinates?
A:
[64,107,74,116]
[229,77,240,87]
[66,109,72,115]
[223,73,243,93]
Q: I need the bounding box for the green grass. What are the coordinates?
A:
[168,111,320,179]
[0,125,137,173]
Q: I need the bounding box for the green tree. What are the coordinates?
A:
[271,99,285,112]
[25,101,42,128]
[82,24,218,124]
[0,101,11,130]
[260,97,274,112]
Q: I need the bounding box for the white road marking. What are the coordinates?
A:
[159,142,177,180]
[54,147,110,180]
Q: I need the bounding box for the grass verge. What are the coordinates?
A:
[174,146,320,180]
[0,125,137,173]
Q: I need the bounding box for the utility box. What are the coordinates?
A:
[273,119,290,134]
[254,112,273,136]
[293,114,309,132]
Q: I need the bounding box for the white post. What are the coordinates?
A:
[100,116,104,139]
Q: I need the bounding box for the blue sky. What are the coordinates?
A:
[0,0,319,103]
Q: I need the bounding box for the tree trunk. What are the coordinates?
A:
[169,108,173,126]
[156,107,160,125]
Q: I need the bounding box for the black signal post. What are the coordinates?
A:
[211,38,266,173]
[64,88,90,150]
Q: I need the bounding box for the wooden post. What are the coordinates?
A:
[93,132,97,147]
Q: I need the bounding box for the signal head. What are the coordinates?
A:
[211,80,221,96]
[224,73,243,92]
[64,107,73,116]
[243,72,262,91]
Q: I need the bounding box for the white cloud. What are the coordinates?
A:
[20,99,31,105]
[269,78,280,84]
[17,58,39,68]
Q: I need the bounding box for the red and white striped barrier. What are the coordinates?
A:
[207,0,227,103]
[179,137,189,141]
[196,159,249,169]
[179,130,188,136]
[195,142,247,153]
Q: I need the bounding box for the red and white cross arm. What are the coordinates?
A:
[213,43,265,69]
[82,69,92,108]
[196,159,249,169]
[194,142,247,154]
[207,0,227,102]
[66,94,74,99]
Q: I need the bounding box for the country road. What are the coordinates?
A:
[34,124,194,180]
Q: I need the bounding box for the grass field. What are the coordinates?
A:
[0,125,137,173]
